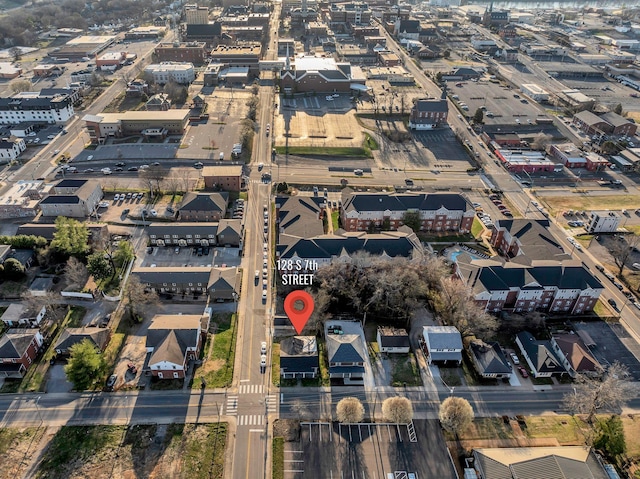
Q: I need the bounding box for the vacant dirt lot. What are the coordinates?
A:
[0,426,48,479]
[32,423,228,479]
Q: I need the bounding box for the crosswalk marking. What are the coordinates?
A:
[238,415,264,426]
[266,394,278,412]
[225,395,238,416]
[239,384,265,394]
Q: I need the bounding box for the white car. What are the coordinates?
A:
[113,194,120,201]
[260,354,267,367]
[262,290,267,301]
[510,353,520,365]
[150,209,158,217]
[261,342,267,354]
[98,202,109,208]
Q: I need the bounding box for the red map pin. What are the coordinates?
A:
[284,290,315,334]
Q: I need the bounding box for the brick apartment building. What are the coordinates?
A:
[341,191,475,233]
[155,42,208,64]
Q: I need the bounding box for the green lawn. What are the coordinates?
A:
[390,354,422,387]
[273,437,285,479]
[272,342,281,387]
[98,333,126,389]
[192,314,237,388]
[471,217,484,238]
[525,415,589,444]
[317,340,331,387]
[274,146,369,157]
[331,211,339,231]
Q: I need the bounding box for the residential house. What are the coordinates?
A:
[408,95,448,130]
[146,314,203,379]
[551,333,601,378]
[54,327,111,356]
[38,179,103,218]
[325,323,366,385]
[421,326,463,365]
[216,219,242,247]
[490,220,570,264]
[0,137,26,162]
[341,191,474,233]
[516,331,566,378]
[132,266,240,300]
[0,304,46,327]
[178,192,228,222]
[126,79,149,97]
[473,446,609,479]
[202,164,245,191]
[0,329,44,378]
[145,93,172,111]
[376,327,410,353]
[280,336,319,379]
[468,340,512,379]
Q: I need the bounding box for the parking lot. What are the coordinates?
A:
[139,245,240,268]
[283,420,456,479]
[412,129,474,169]
[448,80,544,126]
[573,321,640,380]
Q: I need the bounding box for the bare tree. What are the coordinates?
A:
[165,175,181,197]
[562,362,632,424]
[65,256,88,290]
[181,169,195,193]
[609,235,639,276]
[530,133,553,151]
[382,396,413,424]
[21,291,64,322]
[10,79,32,94]
[124,275,159,322]
[139,165,168,196]
[435,277,498,340]
[439,396,474,438]
[336,397,365,423]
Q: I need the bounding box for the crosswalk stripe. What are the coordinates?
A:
[238,415,264,426]
[239,384,265,394]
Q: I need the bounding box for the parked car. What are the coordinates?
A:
[510,353,520,365]
[106,374,117,391]
[608,298,619,311]
[518,366,529,378]
[261,342,267,354]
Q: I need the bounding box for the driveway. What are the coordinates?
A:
[46,363,73,393]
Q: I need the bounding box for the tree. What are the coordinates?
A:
[594,415,626,459]
[164,80,188,104]
[382,397,413,424]
[434,277,498,340]
[336,397,364,423]
[10,79,32,94]
[87,252,113,280]
[9,46,21,62]
[246,95,259,121]
[402,211,421,232]
[113,241,134,267]
[563,362,631,424]
[64,339,106,391]
[601,140,619,155]
[65,256,88,290]
[609,235,639,276]
[51,217,90,258]
[2,258,25,279]
[472,108,484,124]
[139,165,168,196]
[613,103,623,115]
[439,396,474,437]
[125,275,159,322]
[531,133,553,151]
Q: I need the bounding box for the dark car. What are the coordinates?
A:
[608,298,619,311]
[122,208,130,215]
[106,374,117,391]
[114,167,123,172]
[127,166,138,171]
[115,162,126,167]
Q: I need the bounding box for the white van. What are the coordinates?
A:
[633,263,640,271]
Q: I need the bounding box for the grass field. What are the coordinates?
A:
[540,194,640,216]
[165,423,227,479]
[272,437,284,479]
[471,217,484,238]
[274,146,369,157]
[0,427,48,479]
[192,313,236,388]
[525,416,589,444]
[390,354,422,387]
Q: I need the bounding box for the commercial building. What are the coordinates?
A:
[280,55,366,93]
[96,51,127,70]
[83,110,190,144]
[0,62,22,79]
[341,191,474,233]
[367,66,414,84]
[0,94,74,125]
[184,3,209,24]
[154,42,208,64]
[328,2,372,25]
[0,180,44,219]
[124,26,166,40]
[408,96,448,130]
[0,137,26,162]
[494,149,557,173]
[586,211,620,233]
[51,35,116,60]
[202,164,245,190]
[144,62,195,84]
[572,110,637,137]
[520,83,549,102]
[210,44,261,75]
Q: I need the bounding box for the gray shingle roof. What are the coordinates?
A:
[54,328,110,353]
[517,331,566,375]
[414,99,448,113]
[423,326,462,350]
[469,341,511,375]
[179,192,228,214]
[147,222,219,239]
[327,334,365,363]
[146,315,201,366]
[342,192,471,214]
[0,329,39,359]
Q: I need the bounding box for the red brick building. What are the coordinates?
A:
[0,329,44,378]
[155,42,208,65]
[202,164,245,191]
[341,191,475,233]
[146,314,203,379]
